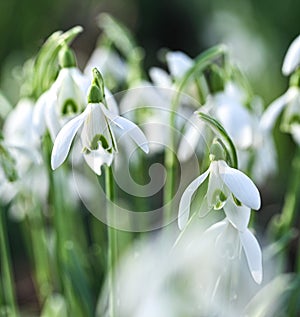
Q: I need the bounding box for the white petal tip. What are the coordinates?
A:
[142,144,149,154]
[177,217,186,231]
[252,271,263,284]
[51,157,58,171]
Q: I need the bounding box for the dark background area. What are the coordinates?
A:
[0,0,299,103]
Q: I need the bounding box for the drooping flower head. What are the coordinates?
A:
[178,134,262,284]
[178,139,261,230]
[33,45,90,141]
[51,68,149,175]
[261,34,300,146]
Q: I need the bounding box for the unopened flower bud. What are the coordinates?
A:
[59,45,77,68]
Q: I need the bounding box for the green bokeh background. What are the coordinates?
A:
[0,0,299,103]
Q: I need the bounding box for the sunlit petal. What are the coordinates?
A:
[215,101,253,149]
[83,147,114,175]
[223,196,251,231]
[178,169,210,230]
[260,87,298,131]
[166,51,194,79]
[282,34,300,76]
[149,67,172,88]
[45,99,61,141]
[218,161,261,210]
[33,90,52,136]
[51,108,89,170]
[177,114,206,161]
[100,104,149,153]
[239,229,263,284]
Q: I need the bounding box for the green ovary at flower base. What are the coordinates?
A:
[51,68,149,175]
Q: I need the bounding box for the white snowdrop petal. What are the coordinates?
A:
[239,229,263,284]
[33,91,51,136]
[260,88,298,131]
[45,99,61,142]
[223,196,251,231]
[282,35,300,76]
[100,104,149,153]
[215,102,253,149]
[290,124,300,145]
[166,51,194,79]
[218,161,261,210]
[83,147,114,175]
[149,67,172,88]
[177,114,205,162]
[178,169,210,230]
[51,109,88,170]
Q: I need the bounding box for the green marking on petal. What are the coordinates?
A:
[62,99,78,115]
[213,189,227,210]
[232,194,242,207]
[90,134,112,153]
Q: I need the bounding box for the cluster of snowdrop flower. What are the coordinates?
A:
[1,15,300,317]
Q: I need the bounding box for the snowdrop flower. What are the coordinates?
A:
[282,34,300,76]
[204,213,263,284]
[260,76,300,145]
[165,51,194,80]
[51,68,149,175]
[33,45,89,141]
[84,47,127,89]
[178,81,255,161]
[178,145,261,230]
[1,98,48,208]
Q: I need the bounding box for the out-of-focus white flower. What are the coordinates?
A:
[96,225,289,317]
[165,51,194,80]
[51,81,149,175]
[282,34,300,76]
[1,99,48,211]
[178,159,261,230]
[84,47,127,87]
[119,51,200,156]
[204,213,262,284]
[119,82,176,154]
[261,86,300,145]
[178,81,255,161]
[33,47,90,141]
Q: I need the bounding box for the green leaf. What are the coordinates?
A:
[32,26,83,99]
[98,13,136,57]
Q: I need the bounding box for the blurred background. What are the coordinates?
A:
[0,0,299,104]
[1,0,298,206]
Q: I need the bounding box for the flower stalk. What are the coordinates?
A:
[104,165,118,317]
[0,207,19,317]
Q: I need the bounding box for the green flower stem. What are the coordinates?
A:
[25,205,52,302]
[104,165,118,317]
[0,207,19,317]
[163,45,227,226]
[43,134,82,315]
[276,146,300,238]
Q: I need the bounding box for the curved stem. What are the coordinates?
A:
[0,207,19,317]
